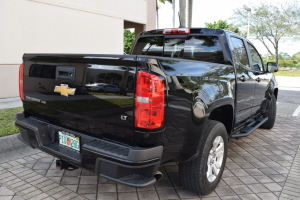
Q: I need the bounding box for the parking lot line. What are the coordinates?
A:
[292,105,300,117]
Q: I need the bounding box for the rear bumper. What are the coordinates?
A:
[15,112,163,187]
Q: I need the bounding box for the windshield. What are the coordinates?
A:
[132,35,224,64]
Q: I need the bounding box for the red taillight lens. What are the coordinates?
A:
[135,71,165,129]
[163,28,190,35]
[19,64,24,101]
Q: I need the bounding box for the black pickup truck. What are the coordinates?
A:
[15,28,278,195]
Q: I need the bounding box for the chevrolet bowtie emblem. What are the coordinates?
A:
[54,84,76,97]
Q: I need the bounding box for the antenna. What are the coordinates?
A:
[178,12,182,27]
[178,12,186,28]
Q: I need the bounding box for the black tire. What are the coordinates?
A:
[179,120,228,195]
[98,89,104,93]
[260,94,276,129]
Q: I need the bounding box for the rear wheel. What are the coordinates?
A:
[179,120,228,195]
[260,94,276,129]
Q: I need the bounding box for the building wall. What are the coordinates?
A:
[0,0,156,98]
[0,65,19,98]
[146,0,156,31]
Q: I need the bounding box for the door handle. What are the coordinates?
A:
[256,77,261,82]
[239,75,246,82]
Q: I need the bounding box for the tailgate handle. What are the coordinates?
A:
[56,66,75,81]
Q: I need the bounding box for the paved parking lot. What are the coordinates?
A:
[0,115,300,200]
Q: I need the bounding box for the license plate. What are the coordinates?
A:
[58,131,80,151]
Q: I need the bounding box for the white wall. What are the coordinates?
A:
[0,0,141,64]
[0,65,19,98]
[0,0,155,98]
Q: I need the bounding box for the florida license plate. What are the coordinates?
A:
[58,131,80,151]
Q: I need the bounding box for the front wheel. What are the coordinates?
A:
[179,120,228,195]
[260,94,276,129]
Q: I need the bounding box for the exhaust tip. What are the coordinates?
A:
[154,171,163,180]
[56,159,70,170]
[56,159,78,171]
[56,160,64,170]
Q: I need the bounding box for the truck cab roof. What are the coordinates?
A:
[139,28,227,37]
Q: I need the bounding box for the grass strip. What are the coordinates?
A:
[0,107,23,137]
[275,69,300,77]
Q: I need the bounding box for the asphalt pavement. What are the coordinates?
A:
[276,76,300,117]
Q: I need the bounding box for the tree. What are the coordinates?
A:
[231,1,300,64]
[278,52,292,67]
[157,0,172,28]
[172,0,176,28]
[205,20,241,34]
[278,59,294,68]
[124,29,135,54]
[292,52,300,62]
[179,0,193,27]
[278,52,291,60]
[187,0,193,27]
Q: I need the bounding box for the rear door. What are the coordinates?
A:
[229,37,256,125]
[246,43,269,115]
[23,54,136,145]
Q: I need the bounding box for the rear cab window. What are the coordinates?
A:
[132,35,225,64]
[29,64,56,79]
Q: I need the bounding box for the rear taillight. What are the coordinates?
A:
[19,64,24,100]
[163,28,190,35]
[135,71,165,129]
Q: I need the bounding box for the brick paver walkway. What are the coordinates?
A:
[0,115,299,200]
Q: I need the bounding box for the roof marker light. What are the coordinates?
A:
[163,28,190,35]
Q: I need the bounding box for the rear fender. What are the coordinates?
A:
[176,98,234,162]
[135,57,235,163]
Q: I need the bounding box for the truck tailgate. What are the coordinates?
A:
[22,54,136,145]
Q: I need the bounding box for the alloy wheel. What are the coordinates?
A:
[207,136,225,182]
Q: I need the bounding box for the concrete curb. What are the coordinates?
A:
[0,134,26,152]
[0,133,39,163]
[0,97,22,110]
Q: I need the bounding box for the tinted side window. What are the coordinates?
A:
[131,37,164,56]
[248,43,264,71]
[230,37,250,69]
[29,64,56,79]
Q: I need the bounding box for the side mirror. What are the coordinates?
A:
[267,62,278,73]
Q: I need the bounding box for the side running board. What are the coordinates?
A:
[230,116,268,138]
